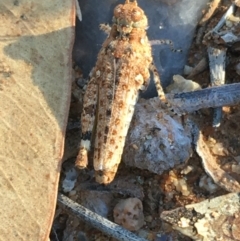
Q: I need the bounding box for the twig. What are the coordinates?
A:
[187,56,208,78]
[208,46,227,127]
[57,193,149,241]
[166,83,240,113]
[212,3,235,33]
[203,4,235,43]
[198,0,221,26]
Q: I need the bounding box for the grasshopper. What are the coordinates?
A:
[76,0,174,184]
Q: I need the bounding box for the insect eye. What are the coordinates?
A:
[114,4,123,18]
[131,8,142,21]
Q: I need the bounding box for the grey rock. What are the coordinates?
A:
[123,97,192,174]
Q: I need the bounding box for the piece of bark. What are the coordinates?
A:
[0,1,75,240]
[192,125,240,192]
[198,0,221,26]
[161,192,240,241]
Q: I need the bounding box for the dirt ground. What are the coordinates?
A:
[50,1,240,240]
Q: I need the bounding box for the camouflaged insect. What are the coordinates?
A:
[75,0,171,184]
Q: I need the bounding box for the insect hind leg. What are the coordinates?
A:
[150,62,167,102]
[75,77,98,169]
[150,63,177,116]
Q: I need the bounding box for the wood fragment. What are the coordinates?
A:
[57,193,149,241]
[199,0,221,26]
[195,131,240,192]
[211,3,235,33]
[184,119,240,192]
[208,46,227,127]
[161,192,240,241]
[166,83,240,113]
[202,4,235,45]
[233,0,240,7]
[187,57,208,78]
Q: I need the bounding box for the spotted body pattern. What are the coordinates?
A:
[75,0,170,184]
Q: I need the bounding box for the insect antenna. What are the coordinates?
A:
[150,39,182,52]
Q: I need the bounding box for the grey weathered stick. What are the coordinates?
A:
[203,4,235,42]
[212,3,235,33]
[208,46,227,127]
[57,193,149,241]
[166,83,240,113]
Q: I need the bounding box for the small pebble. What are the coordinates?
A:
[232,164,240,174]
[225,20,233,28]
[69,190,77,196]
[181,165,193,175]
[234,156,240,163]
[132,144,139,150]
[211,142,226,156]
[184,65,193,75]
[145,215,153,223]
[137,229,149,239]
[199,175,219,193]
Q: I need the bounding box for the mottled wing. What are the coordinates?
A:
[93,40,151,184]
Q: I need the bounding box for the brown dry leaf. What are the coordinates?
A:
[0,0,75,240]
